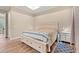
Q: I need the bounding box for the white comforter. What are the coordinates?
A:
[21,32,50,43]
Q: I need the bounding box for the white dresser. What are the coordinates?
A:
[60,32,71,43]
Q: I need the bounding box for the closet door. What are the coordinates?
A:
[74,7,79,52]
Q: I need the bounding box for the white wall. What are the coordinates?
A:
[8,7,73,40]
[8,10,34,39]
[35,8,73,32]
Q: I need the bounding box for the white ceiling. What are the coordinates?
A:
[0,6,73,16]
[11,6,57,16]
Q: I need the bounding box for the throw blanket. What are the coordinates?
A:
[21,32,49,43]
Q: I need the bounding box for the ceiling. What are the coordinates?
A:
[0,6,73,16]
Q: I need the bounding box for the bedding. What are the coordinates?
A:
[21,32,50,43]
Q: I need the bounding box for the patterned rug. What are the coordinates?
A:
[54,41,74,53]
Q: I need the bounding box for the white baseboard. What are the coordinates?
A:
[10,37,21,40]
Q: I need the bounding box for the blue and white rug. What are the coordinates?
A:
[54,42,74,53]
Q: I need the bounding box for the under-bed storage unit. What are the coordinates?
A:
[21,36,48,52]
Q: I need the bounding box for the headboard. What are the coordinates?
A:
[35,23,58,44]
[35,24,58,33]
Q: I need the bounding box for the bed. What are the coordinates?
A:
[20,25,57,53]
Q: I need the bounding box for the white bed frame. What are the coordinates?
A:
[20,25,57,53]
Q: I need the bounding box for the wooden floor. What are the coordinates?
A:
[0,34,74,53]
[0,39,41,53]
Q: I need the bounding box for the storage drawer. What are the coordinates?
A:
[21,38,43,52]
[21,38,31,45]
[32,41,43,52]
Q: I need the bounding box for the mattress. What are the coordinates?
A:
[21,32,50,43]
